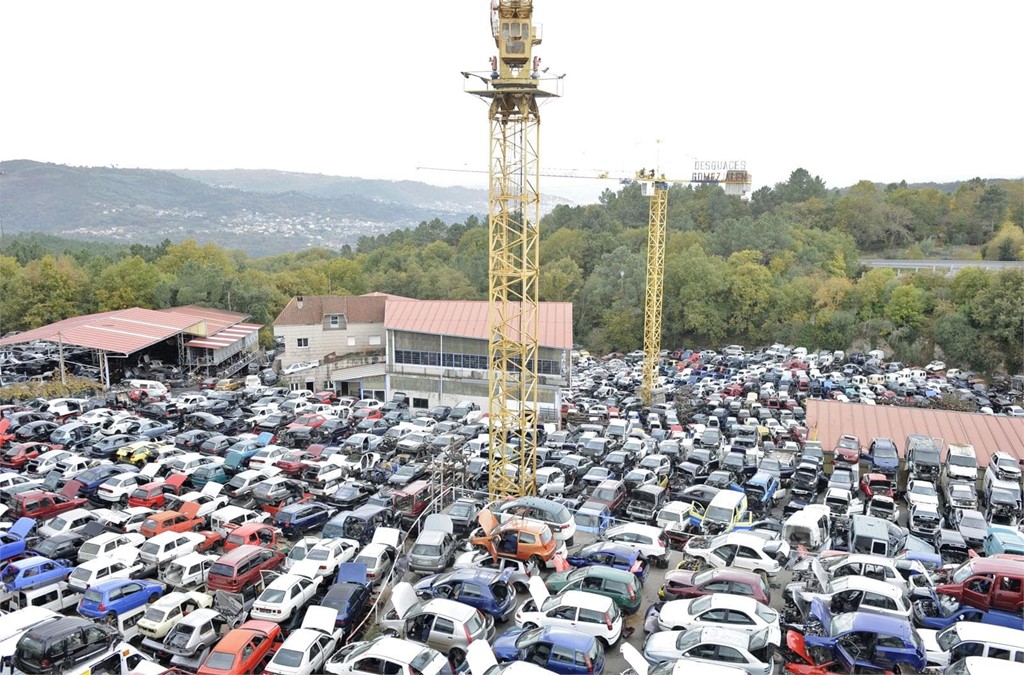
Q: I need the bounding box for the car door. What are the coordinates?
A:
[546,603,579,631]
[733,545,762,571]
[428,614,458,651]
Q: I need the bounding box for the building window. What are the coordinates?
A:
[393,349,560,375]
[413,397,429,409]
[297,338,309,348]
[347,336,356,347]
[329,316,340,328]
[369,335,381,346]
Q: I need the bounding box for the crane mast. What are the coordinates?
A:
[468,1,557,498]
[638,171,669,406]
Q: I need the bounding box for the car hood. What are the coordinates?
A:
[490,627,526,659]
[665,570,697,587]
[644,630,681,655]
[917,628,941,656]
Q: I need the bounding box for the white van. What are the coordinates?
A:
[920,623,1024,667]
[1,581,82,614]
[127,379,169,399]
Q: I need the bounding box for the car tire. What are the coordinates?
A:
[450,648,466,664]
[530,556,544,569]
[119,495,128,506]
[657,555,669,569]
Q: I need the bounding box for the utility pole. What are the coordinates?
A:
[57,331,67,389]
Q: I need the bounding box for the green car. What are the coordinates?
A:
[545,565,643,614]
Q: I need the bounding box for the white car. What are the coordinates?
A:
[303,538,361,578]
[656,593,782,646]
[601,522,670,568]
[621,642,752,675]
[265,606,344,675]
[683,532,790,576]
[353,528,400,585]
[250,563,323,623]
[137,591,212,640]
[283,361,318,374]
[324,636,452,675]
[284,536,323,571]
[92,506,156,534]
[823,488,862,517]
[816,554,910,594]
[643,626,775,674]
[249,446,290,471]
[67,547,146,592]
[38,508,99,539]
[209,505,271,535]
[905,480,940,509]
[139,531,211,565]
[96,472,154,505]
[164,552,216,590]
[514,577,623,646]
[79,532,146,562]
[656,502,692,533]
[165,483,229,519]
[789,575,911,621]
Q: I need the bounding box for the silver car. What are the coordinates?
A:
[381,582,495,662]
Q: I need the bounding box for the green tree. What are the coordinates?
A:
[94,256,166,310]
[6,255,90,329]
[540,258,584,303]
[884,284,927,330]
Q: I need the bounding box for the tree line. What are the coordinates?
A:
[0,170,1021,375]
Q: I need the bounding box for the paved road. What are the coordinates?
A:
[861,258,1024,272]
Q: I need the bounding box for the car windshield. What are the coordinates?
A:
[48,517,67,531]
[911,483,936,496]
[412,544,440,556]
[142,541,162,554]
[70,567,93,581]
[450,504,473,517]
[705,506,733,523]
[205,652,236,670]
[80,543,101,557]
[675,629,701,651]
[84,589,104,603]
[259,589,286,603]
[948,454,976,468]
[272,649,305,668]
[145,607,168,622]
[689,594,713,614]
[308,548,332,561]
[936,626,961,651]
[829,612,855,636]
[960,513,987,529]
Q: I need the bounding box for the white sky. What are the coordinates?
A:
[2,0,1022,204]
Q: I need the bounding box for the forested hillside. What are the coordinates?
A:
[1,170,1021,374]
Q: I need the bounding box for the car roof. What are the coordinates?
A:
[574,565,636,582]
[948,623,1024,644]
[703,593,760,610]
[709,490,745,508]
[827,575,901,595]
[25,615,94,639]
[560,590,614,610]
[364,636,431,663]
[698,626,752,648]
[849,613,912,638]
[536,625,597,648]
[420,598,476,621]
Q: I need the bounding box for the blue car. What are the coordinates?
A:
[744,471,780,513]
[0,518,35,563]
[492,626,604,675]
[984,525,1024,556]
[565,542,649,582]
[78,578,163,619]
[912,593,1024,630]
[273,501,335,537]
[321,563,373,636]
[803,601,927,672]
[863,438,900,478]
[0,555,73,592]
[413,568,516,622]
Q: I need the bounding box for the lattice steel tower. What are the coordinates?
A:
[639,171,669,406]
[467,0,558,498]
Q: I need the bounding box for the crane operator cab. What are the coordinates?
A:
[491,0,541,72]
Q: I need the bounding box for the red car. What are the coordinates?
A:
[10,486,89,520]
[198,620,282,675]
[936,555,1024,613]
[223,522,285,552]
[859,473,894,500]
[833,434,861,465]
[659,567,772,605]
[139,502,204,537]
[312,390,337,404]
[128,474,188,509]
[0,442,51,470]
[286,414,327,431]
[273,450,316,476]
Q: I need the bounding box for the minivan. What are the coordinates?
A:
[206,545,285,593]
[921,622,1024,667]
[14,616,119,674]
[127,379,169,399]
[394,480,433,527]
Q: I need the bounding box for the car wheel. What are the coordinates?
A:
[119,495,128,506]
[522,622,538,630]
[449,648,466,664]
[657,555,669,569]
[529,556,544,569]
[383,628,399,637]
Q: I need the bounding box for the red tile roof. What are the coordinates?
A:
[385,300,573,350]
[274,294,396,326]
[807,399,1024,468]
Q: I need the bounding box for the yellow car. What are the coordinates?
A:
[214,379,241,391]
[116,440,159,463]
[688,490,753,535]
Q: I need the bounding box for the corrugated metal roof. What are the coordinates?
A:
[161,305,250,337]
[0,308,205,356]
[385,300,573,350]
[185,323,262,350]
[807,400,1024,468]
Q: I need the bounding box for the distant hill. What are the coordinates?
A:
[0,160,531,255]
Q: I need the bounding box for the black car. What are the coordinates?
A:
[29,530,90,561]
[672,484,721,511]
[387,463,429,487]
[316,418,354,444]
[258,412,295,434]
[15,616,118,674]
[426,405,452,422]
[328,481,374,510]
[448,497,483,535]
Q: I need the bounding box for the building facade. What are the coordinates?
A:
[273,294,573,415]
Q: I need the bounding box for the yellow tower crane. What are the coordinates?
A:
[466,0,559,499]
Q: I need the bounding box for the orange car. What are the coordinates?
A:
[139,502,204,537]
[197,620,282,675]
[223,522,284,552]
[471,508,558,566]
